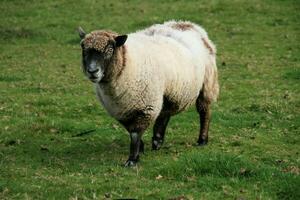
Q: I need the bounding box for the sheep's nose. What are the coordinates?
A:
[88,68,99,74]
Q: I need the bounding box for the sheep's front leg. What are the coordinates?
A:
[152,114,170,150]
[120,110,150,167]
[124,132,144,167]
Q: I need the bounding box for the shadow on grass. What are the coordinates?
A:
[10,126,129,169]
[0,75,23,82]
[0,27,43,41]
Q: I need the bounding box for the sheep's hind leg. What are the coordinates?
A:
[196,91,211,146]
[152,114,171,150]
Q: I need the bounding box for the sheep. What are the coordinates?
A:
[77,20,219,167]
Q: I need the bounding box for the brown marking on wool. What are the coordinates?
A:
[171,22,194,31]
[201,37,214,55]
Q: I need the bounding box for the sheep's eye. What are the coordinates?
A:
[107,47,113,53]
[105,46,114,58]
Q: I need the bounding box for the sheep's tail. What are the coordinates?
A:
[201,37,219,103]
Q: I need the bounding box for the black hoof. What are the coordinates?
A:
[124,159,138,167]
[152,138,163,150]
[197,138,208,146]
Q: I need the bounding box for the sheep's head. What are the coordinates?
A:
[78,27,127,83]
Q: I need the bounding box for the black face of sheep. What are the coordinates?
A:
[78,27,127,83]
[81,48,107,83]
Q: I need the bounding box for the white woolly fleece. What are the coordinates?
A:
[95,20,219,122]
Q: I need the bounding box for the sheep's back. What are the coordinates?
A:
[126,33,206,114]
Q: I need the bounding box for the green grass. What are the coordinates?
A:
[1,0,299,199]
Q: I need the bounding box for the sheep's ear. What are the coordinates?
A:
[78,27,86,39]
[115,35,128,47]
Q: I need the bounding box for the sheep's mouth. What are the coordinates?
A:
[89,77,99,83]
[88,72,104,83]
[89,76,101,83]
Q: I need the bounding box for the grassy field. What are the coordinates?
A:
[0,0,299,199]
